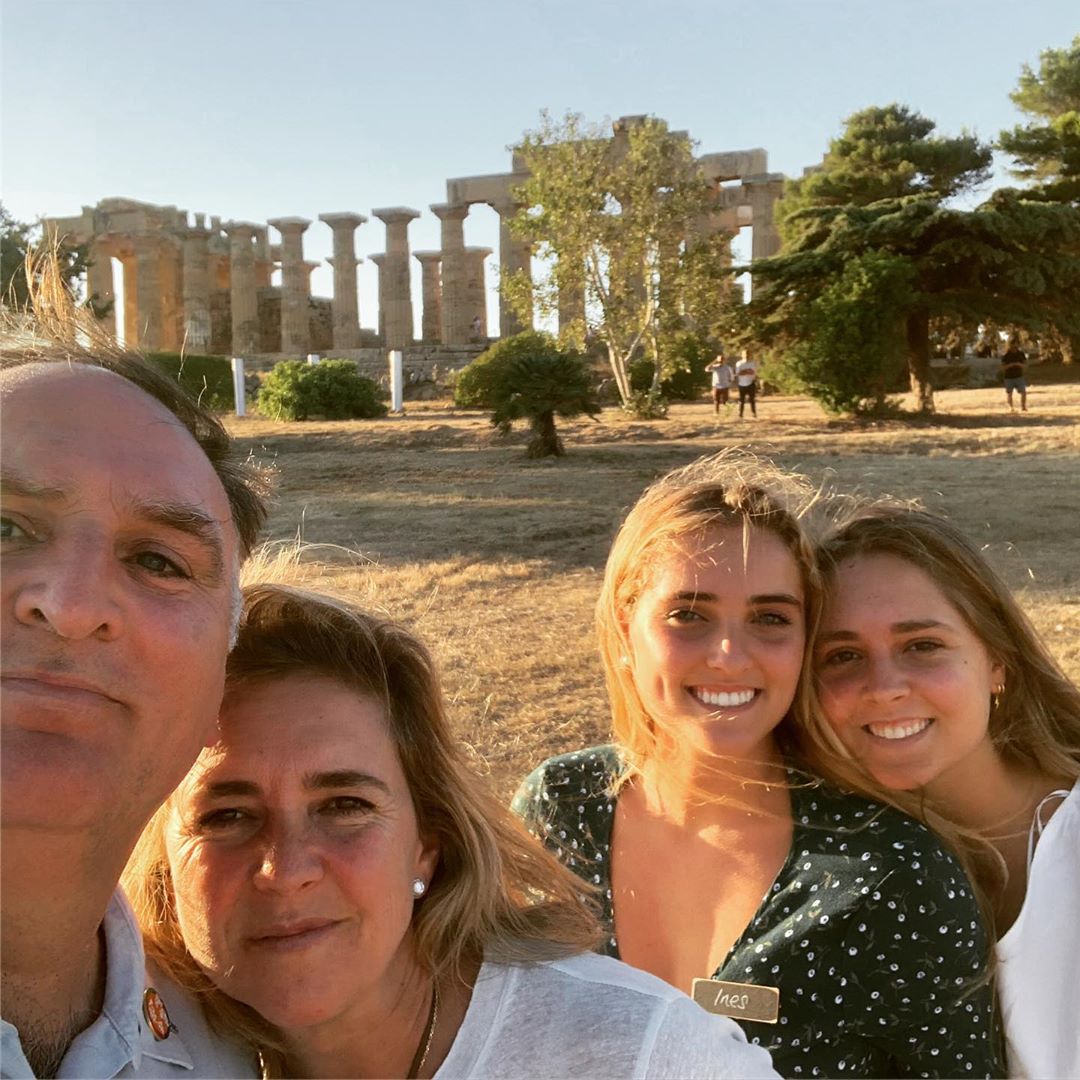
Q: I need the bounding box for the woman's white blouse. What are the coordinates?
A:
[996,779,1080,1079]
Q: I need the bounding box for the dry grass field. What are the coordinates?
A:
[227,381,1080,800]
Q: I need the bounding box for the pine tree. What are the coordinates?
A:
[999,35,1080,206]
[997,36,1080,362]
[749,105,1080,413]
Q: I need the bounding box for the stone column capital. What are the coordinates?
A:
[319,211,368,231]
[372,206,421,226]
[413,250,442,265]
[464,246,493,258]
[368,252,386,266]
[184,225,211,240]
[430,202,469,222]
[327,256,362,269]
[268,216,312,237]
[222,220,259,240]
[490,197,524,218]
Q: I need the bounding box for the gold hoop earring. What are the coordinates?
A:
[992,683,1005,712]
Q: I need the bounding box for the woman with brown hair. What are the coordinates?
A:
[811,504,1080,1078]
[514,453,1003,1078]
[124,583,776,1079]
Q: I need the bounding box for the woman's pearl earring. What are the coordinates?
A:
[412,878,427,898]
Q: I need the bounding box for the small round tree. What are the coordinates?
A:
[455,331,599,457]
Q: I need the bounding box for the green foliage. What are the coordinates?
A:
[145,352,235,411]
[257,359,388,421]
[455,331,599,457]
[775,252,914,415]
[506,112,739,406]
[750,100,1080,412]
[622,388,669,419]
[1,204,93,310]
[999,36,1080,206]
[781,106,991,230]
[629,331,713,400]
[453,331,553,408]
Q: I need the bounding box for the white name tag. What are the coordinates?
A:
[692,977,780,1024]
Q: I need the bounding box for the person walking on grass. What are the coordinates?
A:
[1000,337,1029,412]
[735,350,758,418]
[705,352,735,416]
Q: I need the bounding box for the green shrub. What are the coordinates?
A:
[622,387,669,419]
[145,352,234,411]
[628,331,713,401]
[256,359,387,421]
[455,331,599,457]
[771,251,914,416]
[454,331,553,409]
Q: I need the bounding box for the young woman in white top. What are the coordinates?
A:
[810,505,1080,1079]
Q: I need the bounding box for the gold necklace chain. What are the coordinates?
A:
[408,980,439,1080]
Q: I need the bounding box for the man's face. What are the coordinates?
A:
[1,366,240,839]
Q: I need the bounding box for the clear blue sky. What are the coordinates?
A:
[2,0,1075,338]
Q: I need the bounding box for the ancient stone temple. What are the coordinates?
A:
[42,117,788,362]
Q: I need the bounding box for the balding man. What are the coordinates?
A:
[1,352,268,1078]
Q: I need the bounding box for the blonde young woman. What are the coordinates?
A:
[124,584,777,1079]
[513,456,1003,1078]
[811,505,1080,1079]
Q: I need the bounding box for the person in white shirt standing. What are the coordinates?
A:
[704,353,735,416]
[734,350,758,418]
[1,306,268,1077]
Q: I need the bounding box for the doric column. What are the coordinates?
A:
[132,235,163,350]
[747,177,784,260]
[319,212,366,350]
[372,207,420,349]
[492,198,531,337]
[369,253,387,342]
[86,239,116,335]
[431,202,469,345]
[556,254,586,350]
[268,217,312,355]
[120,253,139,347]
[463,247,491,341]
[159,241,183,351]
[253,226,273,287]
[223,221,259,356]
[413,251,442,343]
[182,226,212,352]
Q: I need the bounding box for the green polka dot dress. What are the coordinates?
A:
[512,746,1003,1079]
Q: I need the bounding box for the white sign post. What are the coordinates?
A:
[230,357,246,418]
[389,350,404,413]
[306,353,321,365]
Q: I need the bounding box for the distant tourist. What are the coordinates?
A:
[734,350,758,418]
[1000,337,1029,412]
[705,352,735,415]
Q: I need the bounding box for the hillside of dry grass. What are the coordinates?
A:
[228,382,1080,798]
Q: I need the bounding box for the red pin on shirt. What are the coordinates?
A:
[142,988,173,1041]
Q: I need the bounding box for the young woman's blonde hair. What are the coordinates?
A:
[124,582,600,1073]
[803,502,1080,902]
[594,450,825,784]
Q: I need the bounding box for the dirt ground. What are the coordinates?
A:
[227,381,1080,799]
